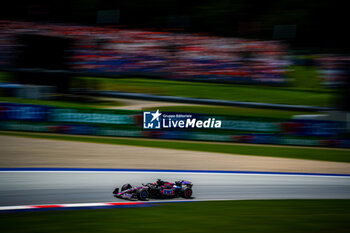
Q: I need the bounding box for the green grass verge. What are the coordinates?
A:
[0,97,123,109]
[79,77,335,107]
[0,72,13,83]
[288,65,322,90]
[0,72,336,107]
[2,200,350,233]
[144,105,314,119]
[1,131,349,163]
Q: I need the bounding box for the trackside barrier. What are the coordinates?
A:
[0,102,348,148]
[95,91,333,112]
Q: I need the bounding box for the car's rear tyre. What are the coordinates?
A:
[182,188,192,199]
[137,189,149,201]
[121,184,132,191]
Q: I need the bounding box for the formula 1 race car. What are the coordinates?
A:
[113,179,193,201]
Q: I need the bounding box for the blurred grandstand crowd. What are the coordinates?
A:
[0,20,292,85]
[317,56,350,87]
[1,21,349,87]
